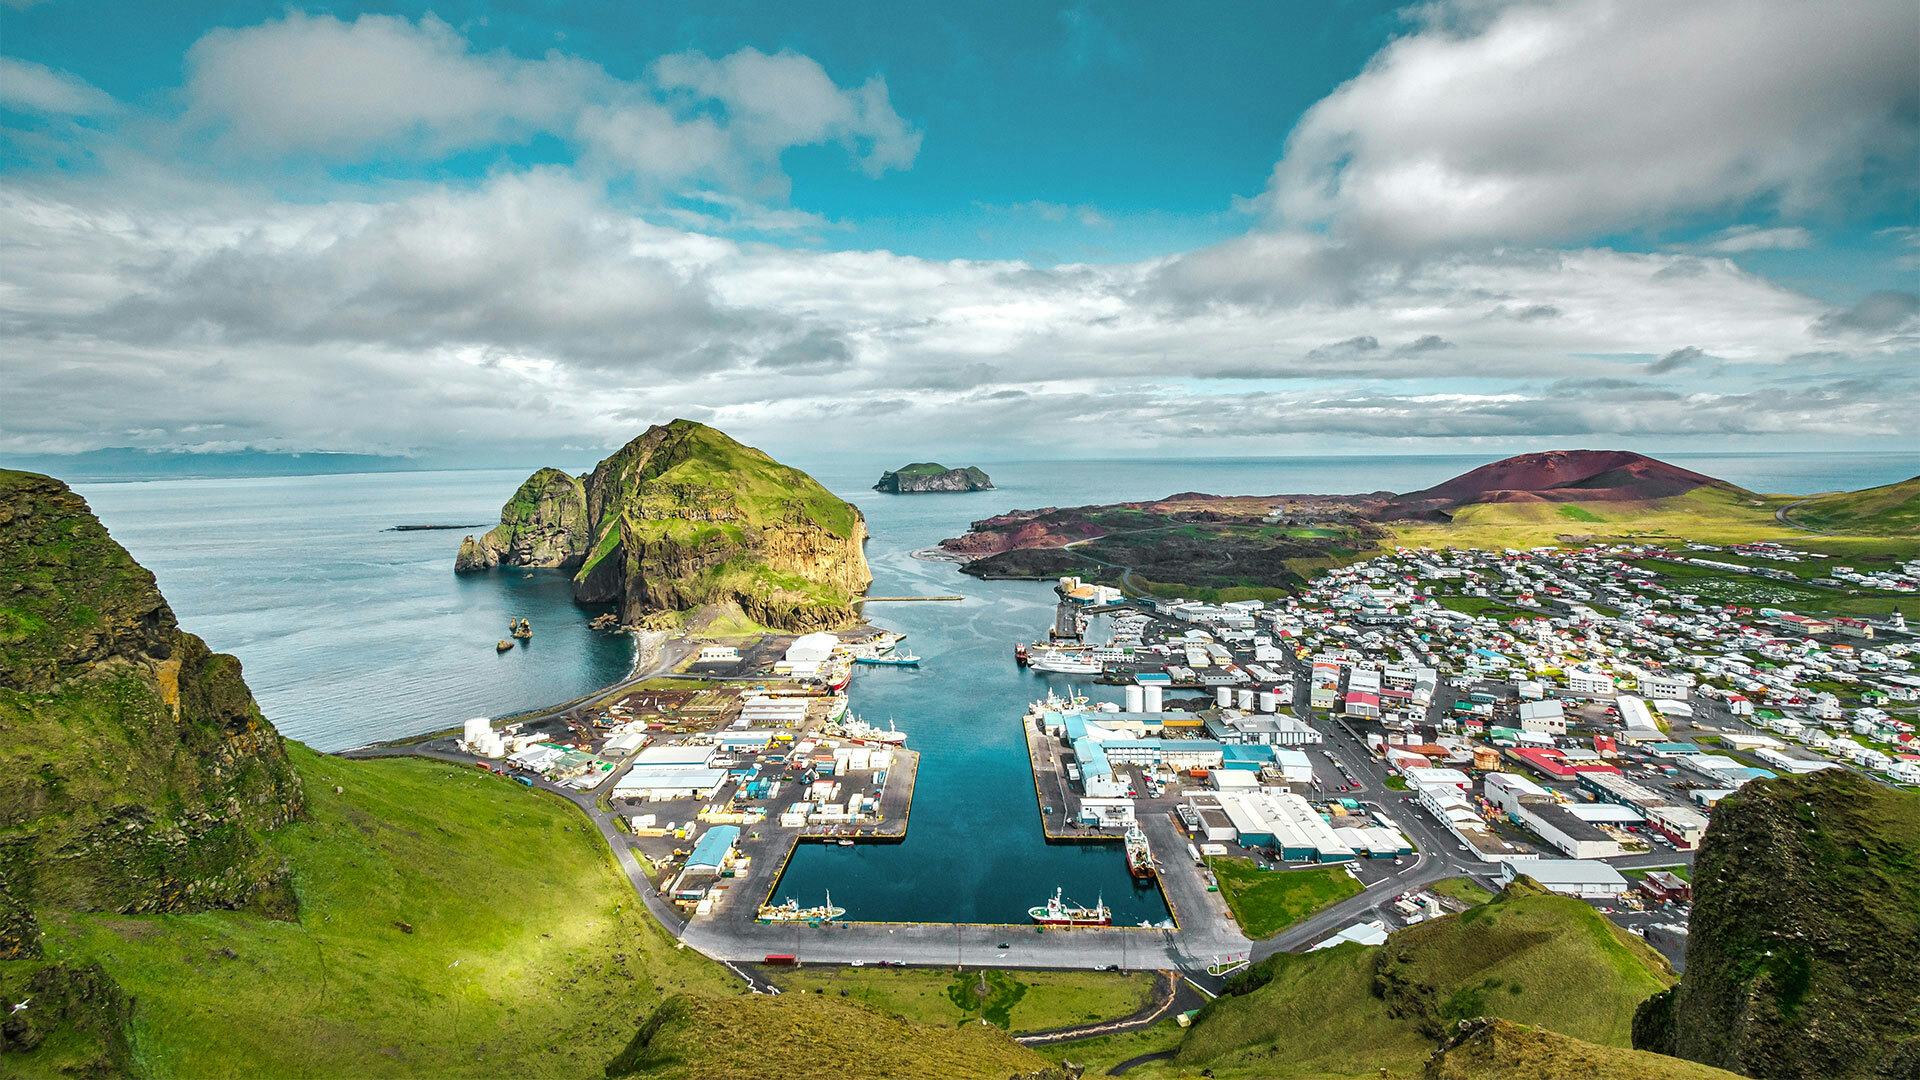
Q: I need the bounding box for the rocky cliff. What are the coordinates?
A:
[872,462,993,493]
[1633,769,1919,1078]
[455,421,870,632]
[0,471,304,960]
[455,467,588,571]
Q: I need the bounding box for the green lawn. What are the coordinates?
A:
[1430,876,1495,906]
[1206,859,1363,939]
[1626,864,1693,883]
[1433,594,1550,621]
[765,966,1156,1032]
[30,745,738,1079]
[1034,1018,1189,1076]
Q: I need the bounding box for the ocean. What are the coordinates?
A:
[74,451,1916,924]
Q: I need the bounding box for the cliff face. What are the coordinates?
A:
[456,421,870,632]
[1633,770,1920,1079]
[873,463,993,493]
[455,467,588,571]
[0,471,304,959]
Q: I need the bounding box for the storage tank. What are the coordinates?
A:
[1237,689,1255,711]
[1144,685,1164,712]
[1216,687,1233,708]
[1258,690,1278,713]
[1125,685,1145,713]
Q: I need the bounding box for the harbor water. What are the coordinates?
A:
[74,451,1917,924]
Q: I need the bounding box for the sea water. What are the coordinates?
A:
[74,451,1916,923]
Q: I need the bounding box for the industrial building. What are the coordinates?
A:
[1500,859,1628,899]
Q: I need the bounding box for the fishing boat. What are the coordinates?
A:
[756,892,847,924]
[1029,887,1111,927]
[1125,826,1156,881]
[827,716,908,745]
[854,653,921,666]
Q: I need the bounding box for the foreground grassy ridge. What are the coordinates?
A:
[1427,1019,1744,1080]
[1207,859,1362,939]
[766,966,1158,1032]
[609,993,1055,1080]
[32,746,737,1078]
[1169,881,1676,1078]
[1175,943,1433,1078]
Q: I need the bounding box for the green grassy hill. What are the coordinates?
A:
[1783,475,1920,535]
[1164,879,1676,1079]
[1427,1018,1744,1080]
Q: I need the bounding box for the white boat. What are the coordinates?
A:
[757,892,848,923]
[827,716,908,745]
[1028,652,1103,675]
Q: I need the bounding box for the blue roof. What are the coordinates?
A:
[686,824,740,870]
[1072,737,1112,779]
[1221,745,1275,762]
[1133,672,1172,684]
[1647,742,1699,754]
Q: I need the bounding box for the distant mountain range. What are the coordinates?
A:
[0,447,418,482]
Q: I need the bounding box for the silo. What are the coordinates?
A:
[1144,685,1164,713]
[1237,689,1255,711]
[1258,690,1277,713]
[1216,687,1233,708]
[1125,685,1145,713]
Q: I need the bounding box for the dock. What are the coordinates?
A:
[859,595,964,603]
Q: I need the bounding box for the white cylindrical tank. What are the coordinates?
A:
[1258,691,1277,713]
[1125,685,1145,713]
[1237,689,1255,711]
[1216,687,1233,708]
[1144,685,1164,712]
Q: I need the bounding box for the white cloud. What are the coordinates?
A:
[1266,0,1918,247]
[1697,225,1815,253]
[3,172,1908,457]
[0,57,117,116]
[179,14,917,192]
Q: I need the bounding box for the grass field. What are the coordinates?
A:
[26,746,737,1078]
[764,966,1157,1032]
[1433,594,1552,621]
[1033,1018,1188,1075]
[1630,558,1920,619]
[1207,859,1362,939]
[1430,876,1496,906]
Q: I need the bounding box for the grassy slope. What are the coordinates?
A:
[766,966,1157,1033]
[611,993,1053,1080]
[1168,882,1675,1079]
[1427,1019,1744,1080]
[1207,859,1362,939]
[1784,475,1920,535]
[1389,486,1801,550]
[26,746,738,1078]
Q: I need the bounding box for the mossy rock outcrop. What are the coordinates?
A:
[456,421,869,632]
[1633,769,1920,1079]
[0,471,304,959]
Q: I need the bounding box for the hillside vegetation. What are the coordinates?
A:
[1783,475,1920,535]
[1426,1018,1743,1080]
[1635,770,1920,1079]
[1161,879,1675,1078]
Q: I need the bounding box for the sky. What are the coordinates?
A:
[1,0,1917,467]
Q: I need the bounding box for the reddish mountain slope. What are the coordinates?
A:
[1384,451,1736,520]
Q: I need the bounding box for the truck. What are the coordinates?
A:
[762,954,799,967]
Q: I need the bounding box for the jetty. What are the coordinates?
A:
[859,595,964,603]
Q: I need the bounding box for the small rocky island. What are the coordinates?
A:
[456,420,870,632]
[872,463,994,494]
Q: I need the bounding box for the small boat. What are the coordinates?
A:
[496,639,514,652]
[757,892,847,923]
[836,839,854,847]
[1029,887,1111,927]
[1126,826,1156,881]
[854,653,921,666]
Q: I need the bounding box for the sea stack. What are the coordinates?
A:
[873,463,994,494]
[456,420,870,632]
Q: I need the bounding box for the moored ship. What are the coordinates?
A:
[1125,826,1155,880]
[757,892,847,924]
[1029,887,1111,927]
[1025,645,1102,675]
